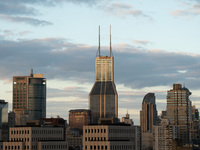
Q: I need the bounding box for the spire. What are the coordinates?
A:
[110,25,112,57]
[30,69,33,77]
[98,25,100,57]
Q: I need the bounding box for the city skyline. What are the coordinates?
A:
[0,0,200,125]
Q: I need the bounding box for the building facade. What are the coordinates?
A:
[166,84,192,145]
[140,93,157,133]
[2,126,67,150]
[89,28,118,123]
[13,69,46,121]
[122,112,133,125]
[69,109,91,132]
[83,124,140,150]
[0,100,8,141]
[153,119,180,150]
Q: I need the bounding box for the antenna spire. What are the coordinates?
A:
[110,25,112,57]
[98,25,100,57]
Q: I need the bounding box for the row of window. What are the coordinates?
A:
[11,130,62,135]
[10,137,63,142]
[42,144,67,149]
[11,130,29,134]
[85,145,133,150]
[85,145,107,150]
[85,128,106,134]
[85,137,106,141]
[5,145,22,150]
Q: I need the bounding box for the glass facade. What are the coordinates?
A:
[28,78,46,120]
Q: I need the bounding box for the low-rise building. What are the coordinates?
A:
[83,124,140,150]
[2,126,68,150]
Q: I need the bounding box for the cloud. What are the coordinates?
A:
[100,2,151,19]
[133,40,151,46]
[171,3,200,16]
[0,14,52,26]
[0,2,38,15]
[1,37,200,91]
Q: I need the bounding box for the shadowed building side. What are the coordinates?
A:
[89,81,118,123]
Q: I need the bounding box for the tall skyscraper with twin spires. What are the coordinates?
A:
[89,26,118,123]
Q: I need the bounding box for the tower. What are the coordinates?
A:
[140,93,157,132]
[89,26,118,123]
[140,93,157,150]
[13,69,46,121]
[166,84,192,145]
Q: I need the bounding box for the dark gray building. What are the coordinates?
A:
[0,100,8,141]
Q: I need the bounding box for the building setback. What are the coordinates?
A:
[89,26,118,123]
[13,69,46,121]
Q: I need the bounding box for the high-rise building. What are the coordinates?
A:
[0,100,8,141]
[153,119,180,150]
[89,26,118,123]
[140,93,157,132]
[13,69,46,121]
[166,84,192,145]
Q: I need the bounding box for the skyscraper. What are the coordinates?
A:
[0,100,8,141]
[166,84,192,145]
[140,93,157,150]
[13,69,46,121]
[140,93,157,132]
[89,26,118,123]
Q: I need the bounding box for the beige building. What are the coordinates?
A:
[1,126,67,150]
[166,84,192,145]
[122,112,133,125]
[13,69,46,121]
[83,124,141,150]
[153,119,179,150]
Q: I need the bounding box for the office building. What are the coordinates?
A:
[122,111,133,125]
[0,100,8,141]
[66,128,82,150]
[2,126,67,150]
[13,69,46,121]
[166,84,192,145]
[89,26,118,123]
[83,124,140,150]
[69,109,91,132]
[153,119,180,150]
[192,105,199,121]
[140,93,157,132]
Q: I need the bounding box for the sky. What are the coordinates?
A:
[0,0,200,125]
